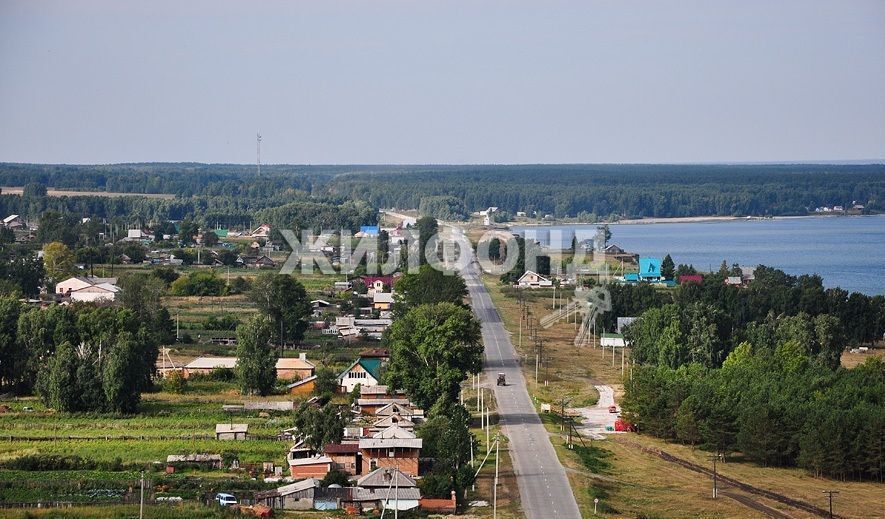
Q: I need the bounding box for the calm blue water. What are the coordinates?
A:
[511,215,885,296]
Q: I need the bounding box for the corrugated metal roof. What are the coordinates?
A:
[358,437,422,449]
[357,467,417,488]
[288,455,333,467]
[187,357,237,369]
[276,357,315,369]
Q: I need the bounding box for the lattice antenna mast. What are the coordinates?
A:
[257,132,262,177]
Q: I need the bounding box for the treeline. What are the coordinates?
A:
[0,296,167,412]
[0,193,375,232]
[603,265,885,355]
[328,164,885,218]
[612,266,885,480]
[0,163,318,196]
[623,355,884,481]
[3,162,883,220]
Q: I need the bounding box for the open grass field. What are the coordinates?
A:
[481,275,885,518]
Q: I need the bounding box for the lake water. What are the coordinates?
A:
[511,215,885,296]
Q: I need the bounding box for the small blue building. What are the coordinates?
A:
[359,225,379,237]
[639,258,662,280]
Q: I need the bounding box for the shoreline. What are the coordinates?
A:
[508,213,877,227]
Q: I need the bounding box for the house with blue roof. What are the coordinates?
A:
[359,225,380,237]
[639,258,663,281]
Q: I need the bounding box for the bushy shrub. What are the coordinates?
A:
[205,314,240,330]
[161,370,187,393]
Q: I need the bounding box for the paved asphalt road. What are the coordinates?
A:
[461,261,582,519]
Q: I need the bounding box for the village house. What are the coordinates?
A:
[638,257,663,281]
[2,214,24,229]
[369,413,416,435]
[338,357,384,393]
[358,397,415,417]
[324,442,362,475]
[355,467,421,512]
[184,355,314,380]
[602,244,639,265]
[251,223,271,238]
[215,423,248,440]
[372,291,394,312]
[183,356,237,377]
[69,283,120,303]
[360,385,392,399]
[516,270,553,288]
[55,276,120,302]
[288,455,333,479]
[123,229,154,242]
[358,425,422,476]
[374,401,424,422]
[357,225,380,237]
[276,353,316,380]
[725,276,743,286]
[238,254,276,269]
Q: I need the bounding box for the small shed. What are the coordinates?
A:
[287,375,318,396]
[254,478,320,510]
[600,333,626,348]
[215,423,248,440]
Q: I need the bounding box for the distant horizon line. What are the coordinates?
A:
[2,159,884,167]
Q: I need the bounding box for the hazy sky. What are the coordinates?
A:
[1,0,883,164]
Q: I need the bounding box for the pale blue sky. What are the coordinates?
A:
[1,0,883,164]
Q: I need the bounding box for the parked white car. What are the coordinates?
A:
[215,493,237,507]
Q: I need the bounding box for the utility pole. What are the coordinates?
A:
[707,454,721,498]
[139,470,145,519]
[493,434,500,519]
[822,490,839,519]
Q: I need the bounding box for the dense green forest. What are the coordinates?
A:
[1,162,882,221]
[610,266,885,480]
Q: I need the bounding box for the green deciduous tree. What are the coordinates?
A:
[394,264,467,311]
[293,402,347,451]
[0,297,23,390]
[384,303,482,409]
[235,315,277,396]
[43,242,75,286]
[249,273,310,347]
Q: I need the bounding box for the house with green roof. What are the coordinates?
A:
[338,357,384,393]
